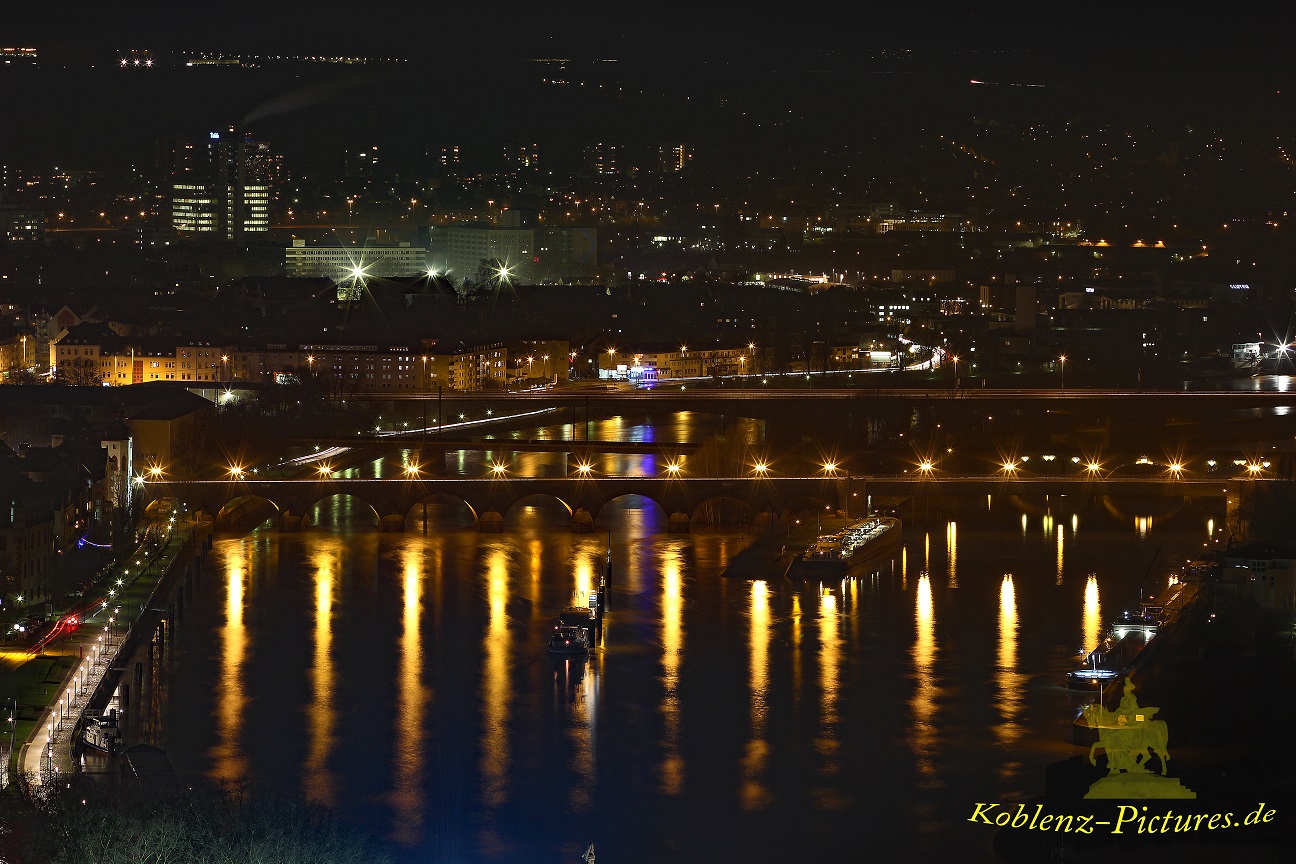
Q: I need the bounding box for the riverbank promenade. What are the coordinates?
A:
[1,516,209,790]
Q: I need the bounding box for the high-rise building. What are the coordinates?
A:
[657,143,690,172]
[345,144,381,178]
[585,142,619,175]
[502,143,540,169]
[167,129,278,240]
[438,145,462,176]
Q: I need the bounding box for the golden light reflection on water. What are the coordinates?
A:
[814,588,845,808]
[995,575,1024,778]
[391,547,425,845]
[1072,514,1079,535]
[901,546,908,591]
[480,546,511,807]
[945,521,958,588]
[1083,575,1102,654]
[791,592,803,716]
[564,543,598,810]
[303,549,337,805]
[1021,513,1028,536]
[659,545,685,795]
[911,575,939,784]
[1136,516,1151,538]
[1043,513,1054,538]
[1207,517,1214,538]
[210,542,248,784]
[573,543,596,603]
[740,580,770,811]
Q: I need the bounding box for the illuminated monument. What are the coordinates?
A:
[1082,678,1195,799]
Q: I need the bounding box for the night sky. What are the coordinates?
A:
[4,2,1290,175]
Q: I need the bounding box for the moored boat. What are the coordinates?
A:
[793,515,902,577]
[548,625,590,655]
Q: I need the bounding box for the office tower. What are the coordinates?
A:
[168,129,278,240]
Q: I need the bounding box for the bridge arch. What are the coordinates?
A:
[503,493,575,530]
[593,493,670,529]
[303,493,382,530]
[778,494,838,522]
[402,493,480,531]
[691,495,755,526]
[215,495,281,530]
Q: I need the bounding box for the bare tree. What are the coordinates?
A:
[53,356,102,386]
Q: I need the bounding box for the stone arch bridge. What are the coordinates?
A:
[142,476,866,530]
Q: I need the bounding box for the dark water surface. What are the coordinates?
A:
[118,493,1222,862]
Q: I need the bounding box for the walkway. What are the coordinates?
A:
[9,518,204,790]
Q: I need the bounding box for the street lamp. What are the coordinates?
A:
[490,462,507,476]
[404,463,421,477]
[317,464,332,478]
[221,355,229,384]
[1059,354,1067,389]
[822,461,838,475]
[665,462,682,475]
[575,462,593,475]
[228,465,245,479]
[148,465,164,479]
[752,461,769,476]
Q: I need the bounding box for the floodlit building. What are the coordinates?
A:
[284,240,429,278]
[443,225,534,284]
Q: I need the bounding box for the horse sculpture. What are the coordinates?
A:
[1082,678,1171,776]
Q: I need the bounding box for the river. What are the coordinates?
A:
[101,486,1227,863]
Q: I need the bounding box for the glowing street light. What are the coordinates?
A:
[918,460,935,474]
[665,462,682,475]
[1001,460,1019,474]
[148,465,164,479]
[490,462,508,476]
[404,463,421,477]
[575,462,593,474]
[752,462,770,476]
[1059,354,1067,389]
[317,464,332,477]
[822,461,839,475]
[228,465,245,479]
[1086,461,1103,474]
[1247,462,1264,474]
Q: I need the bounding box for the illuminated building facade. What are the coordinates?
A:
[284,240,429,278]
[443,226,533,284]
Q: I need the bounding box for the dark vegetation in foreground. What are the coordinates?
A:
[0,777,391,864]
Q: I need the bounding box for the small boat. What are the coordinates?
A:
[80,709,122,754]
[559,604,595,631]
[548,626,590,655]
